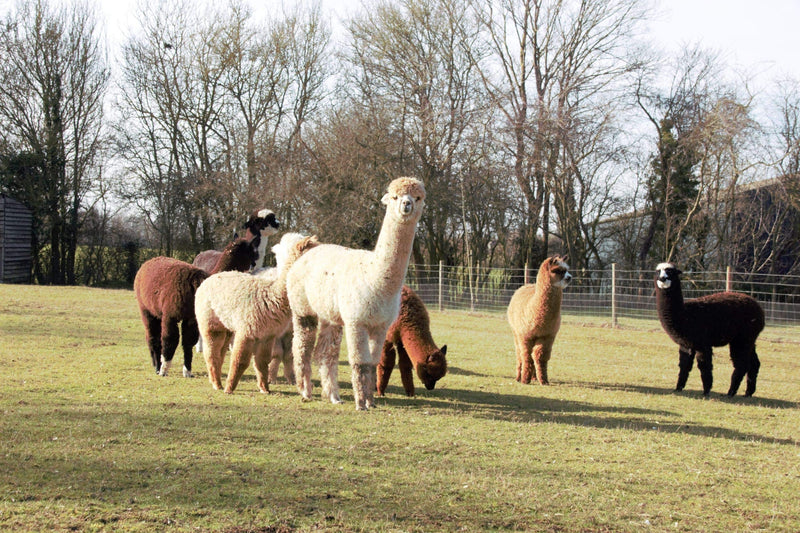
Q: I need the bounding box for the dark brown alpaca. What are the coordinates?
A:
[134,238,259,378]
[377,286,447,397]
[507,256,572,385]
[655,262,765,397]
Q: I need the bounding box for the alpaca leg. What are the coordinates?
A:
[251,338,273,394]
[268,336,283,384]
[364,330,385,409]
[513,335,532,383]
[141,311,162,373]
[396,344,416,397]
[202,330,231,390]
[292,315,318,401]
[727,343,752,397]
[180,319,199,378]
[745,350,760,397]
[225,335,256,393]
[280,333,295,384]
[159,318,181,376]
[532,337,554,385]
[317,325,343,404]
[376,341,396,396]
[695,349,714,396]
[675,347,694,391]
[345,323,372,410]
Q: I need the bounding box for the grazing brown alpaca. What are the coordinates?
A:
[134,237,259,378]
[377,285,448,397]
[507,256,572,385]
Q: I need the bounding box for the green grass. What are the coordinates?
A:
[0,284,798,532]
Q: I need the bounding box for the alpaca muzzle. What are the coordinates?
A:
[400,196,414,215]
[656,272,671,289]
[556,271,572,289]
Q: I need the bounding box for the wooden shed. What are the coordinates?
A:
[0,193,33,283]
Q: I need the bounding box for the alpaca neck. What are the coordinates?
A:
[371,213,416,293]
[533,279,562,311]
[400,328,437,365]
[656,282,687,336]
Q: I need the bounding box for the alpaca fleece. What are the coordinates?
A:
[377,285,447,397]
[507,256,571,385]
[134,258,208,377]
[195,234,319,393]
[655,262,764,396]
[134,238,259,377]
[287,177,426,410]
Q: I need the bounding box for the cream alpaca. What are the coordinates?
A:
[194,234,319,393]
[507,256,572,385]
[287,177,426,410]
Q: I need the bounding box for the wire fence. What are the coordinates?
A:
[405,262,800,327]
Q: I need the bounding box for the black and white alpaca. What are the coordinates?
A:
[655,263,765,397]
[193,209,280,273]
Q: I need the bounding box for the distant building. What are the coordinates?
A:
[0,194,32,283]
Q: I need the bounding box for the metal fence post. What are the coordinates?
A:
[524,262,529,285]
[612,263,617,327]
[438,260,443,312]
[726,265,732,292]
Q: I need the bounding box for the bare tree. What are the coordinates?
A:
[0,0,108,284]
[470,0,648,270]
[346,0,488,266]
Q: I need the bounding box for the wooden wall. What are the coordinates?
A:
[0,194,32,283]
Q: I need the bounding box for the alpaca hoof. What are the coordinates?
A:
[182,366,194,378]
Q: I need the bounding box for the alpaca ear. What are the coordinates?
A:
[440,345,447,356]
[381,193,391,205]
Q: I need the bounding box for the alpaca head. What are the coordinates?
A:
[283,234,320,267]
[382,177,426,223]
[538,256,572,289]
[271,232,309,271]
[655,262,681,290]
[416,345,448,390]
[243,208,280,240]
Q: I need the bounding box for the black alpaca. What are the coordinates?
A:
[655,263,765,397]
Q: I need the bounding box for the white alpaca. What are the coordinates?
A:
[194,233,319,393]
[251,233,305,385]
[287,177,426,410]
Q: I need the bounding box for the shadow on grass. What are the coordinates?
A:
[206,369,797,446]
[377,383,798,446]
[566,380,800,409]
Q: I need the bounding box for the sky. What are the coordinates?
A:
[1,0,798,80]
[646,0,800,81]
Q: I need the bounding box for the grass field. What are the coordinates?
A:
[0,284,798,532]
